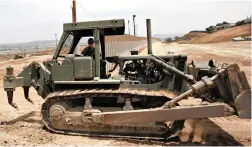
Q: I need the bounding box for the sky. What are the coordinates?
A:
[0,0,251,43]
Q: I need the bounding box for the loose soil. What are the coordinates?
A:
[0,41,251,146]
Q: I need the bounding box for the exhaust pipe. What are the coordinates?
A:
[146,19,153,55]
[72,0,77,24]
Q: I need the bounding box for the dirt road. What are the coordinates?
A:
[0,41,251,146]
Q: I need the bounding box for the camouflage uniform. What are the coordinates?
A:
[81,46,95,59]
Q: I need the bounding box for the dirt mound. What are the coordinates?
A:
[178,31,208,42]
[179,24,251,44]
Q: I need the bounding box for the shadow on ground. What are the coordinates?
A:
[110,119,243,146]
[0,117,244,146]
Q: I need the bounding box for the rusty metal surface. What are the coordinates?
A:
[238,71,251,90]
[235,89,252,118]
[227,64,245,100]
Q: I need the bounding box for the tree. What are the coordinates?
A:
[174,36,181,41]
[164,37,173,43]
[223,21,229,24]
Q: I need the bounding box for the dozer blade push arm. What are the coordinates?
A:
[90,64,251,125]
[162,69,223,109]
[92,103,233,125]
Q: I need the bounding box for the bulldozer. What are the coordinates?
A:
[3,18,251,140]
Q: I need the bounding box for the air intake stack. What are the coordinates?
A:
[146,19,153,55]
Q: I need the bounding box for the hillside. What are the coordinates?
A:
[0,40,56,50]
[178,31,208,41]
[178,24,251,44]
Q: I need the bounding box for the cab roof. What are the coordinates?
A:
[63,19,125,36]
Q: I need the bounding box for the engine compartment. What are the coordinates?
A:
[122,59,165,84]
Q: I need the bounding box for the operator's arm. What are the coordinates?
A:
[81,47,89,56]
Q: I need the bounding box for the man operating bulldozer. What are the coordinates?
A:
[81,38,95,59]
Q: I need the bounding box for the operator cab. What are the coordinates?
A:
[51,19,125,81]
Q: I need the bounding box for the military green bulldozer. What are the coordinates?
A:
[3,19,251,140]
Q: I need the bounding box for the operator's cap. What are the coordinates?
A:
[88,38,94,44]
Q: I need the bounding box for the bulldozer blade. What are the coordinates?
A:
[235,89,251,119]
[224,64,251,118]
[227,64,249,100]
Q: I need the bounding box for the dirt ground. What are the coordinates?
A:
[153,41,251,85]
[0,41,251,146]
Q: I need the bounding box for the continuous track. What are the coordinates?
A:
[41,89,185,140]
